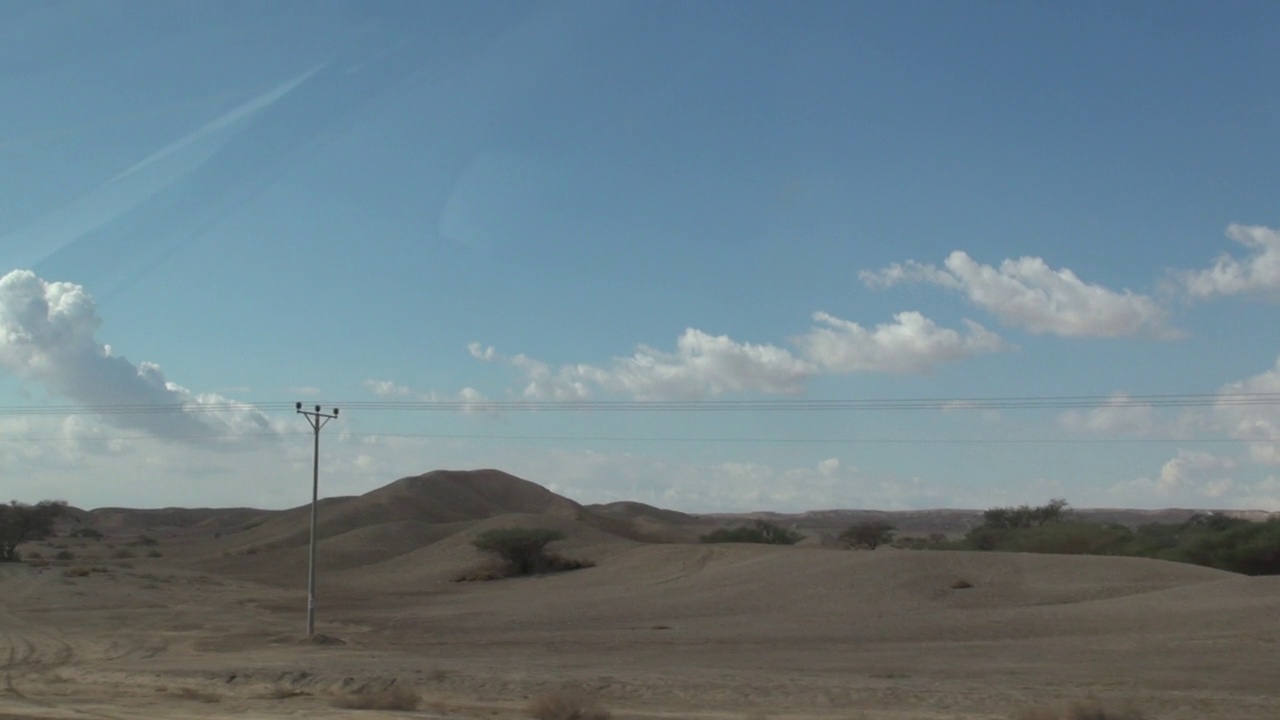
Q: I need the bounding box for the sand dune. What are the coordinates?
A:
[3,469,1279,720]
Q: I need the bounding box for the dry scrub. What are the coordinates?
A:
[527,688,611,720]
[331,684,422,711]
[171,687,220,703]
[1015,697,1146,720]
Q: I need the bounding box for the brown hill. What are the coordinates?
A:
[191,469,651,583]
[205,468,584,555]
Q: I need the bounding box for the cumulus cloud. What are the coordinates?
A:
[469,311,1005,401]
[471,332,814,400]
[797,311,1006,374]
[0,270,274,441]
[1206,356,1280,465]
[1110,450,1259,506]
[1182,224,1280,300]
[362,377,492,413]
[363,379,414,398]
[861,251,1173,338]
[1059,393,1160,436]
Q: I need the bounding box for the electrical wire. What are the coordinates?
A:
[0,391,1277,417]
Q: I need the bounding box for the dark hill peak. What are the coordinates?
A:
[358,468,582,523]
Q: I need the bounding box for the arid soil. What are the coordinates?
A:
[3,470,1278,719]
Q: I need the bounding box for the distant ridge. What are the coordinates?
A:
[588,501,703,526]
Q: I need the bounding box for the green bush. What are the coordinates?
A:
[700,519,804,545]
[958,500,1280,576]
[0,500,66,562]
[469,528,593,579]
[840,521,896,549]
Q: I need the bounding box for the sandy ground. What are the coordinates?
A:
[3,538,1280,720]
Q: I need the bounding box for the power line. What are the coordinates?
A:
[0,391,1277,416]
[0,429,1272,446]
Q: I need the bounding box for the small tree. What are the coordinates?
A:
[471,528,590,577]
[839,520,896,550]
[0,500,66,562]
[699,519,804,545]
[981,498,1070,531]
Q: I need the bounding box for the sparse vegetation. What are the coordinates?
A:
[700,519,804,545]
[331,684,421,711]
[171,687,221,703]
[134,534,159,546]
[949,499,1280,576]
[1014,697,1146,720]
[54,549,75,561]
[112,548,136,559]
[527,688,611,720]
[839,520,896,549]
[466,528,593,580]
[69,527,103,539]
[262,684,307,699]
[0,500,66,562]
[146,549,163,558]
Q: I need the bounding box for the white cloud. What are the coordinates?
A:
[473,330,815,401]
[797,311,1006,374]
[1157,450,1237,495]
[861,251,1173,338]
[1110,450,1280,510]
[362,377,492,413]
[363,379,414,398]
[1182,224,1280,300]
[1059,393,1159,436]
[1206,356,1280,465]
[0,270,275,442]
[471,311,1004,401]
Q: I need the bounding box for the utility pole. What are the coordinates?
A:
[296,402,338,638]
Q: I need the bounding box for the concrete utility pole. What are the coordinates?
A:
[296,402,338,638]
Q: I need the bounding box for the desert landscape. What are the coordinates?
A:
[2,469,1279,720]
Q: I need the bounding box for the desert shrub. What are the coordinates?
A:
[1173,517,1280,575]
[700,519,804,545]
[25,551,42,560]
[112,548,136,559]
[839,520,895,549]
[146,549,163,558]
[69,527,103,539]
[0,500,66,562]
[331,684,421,710]
[262,684,306,699]
[171,687,220,703]
[977,522,1134,556]
[957,500,1280,576]
[470,528,593,578]
[1014,697,1146,719]
[63,567,92,578]
[982,498,1071,531]
[527,688,611,720]
[134,534,159,546]
[54,549,75,561]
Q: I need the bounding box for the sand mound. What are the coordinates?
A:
[207,469,585,556]
[327,511,639,588]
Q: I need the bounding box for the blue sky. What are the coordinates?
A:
[1,0,1278,512]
